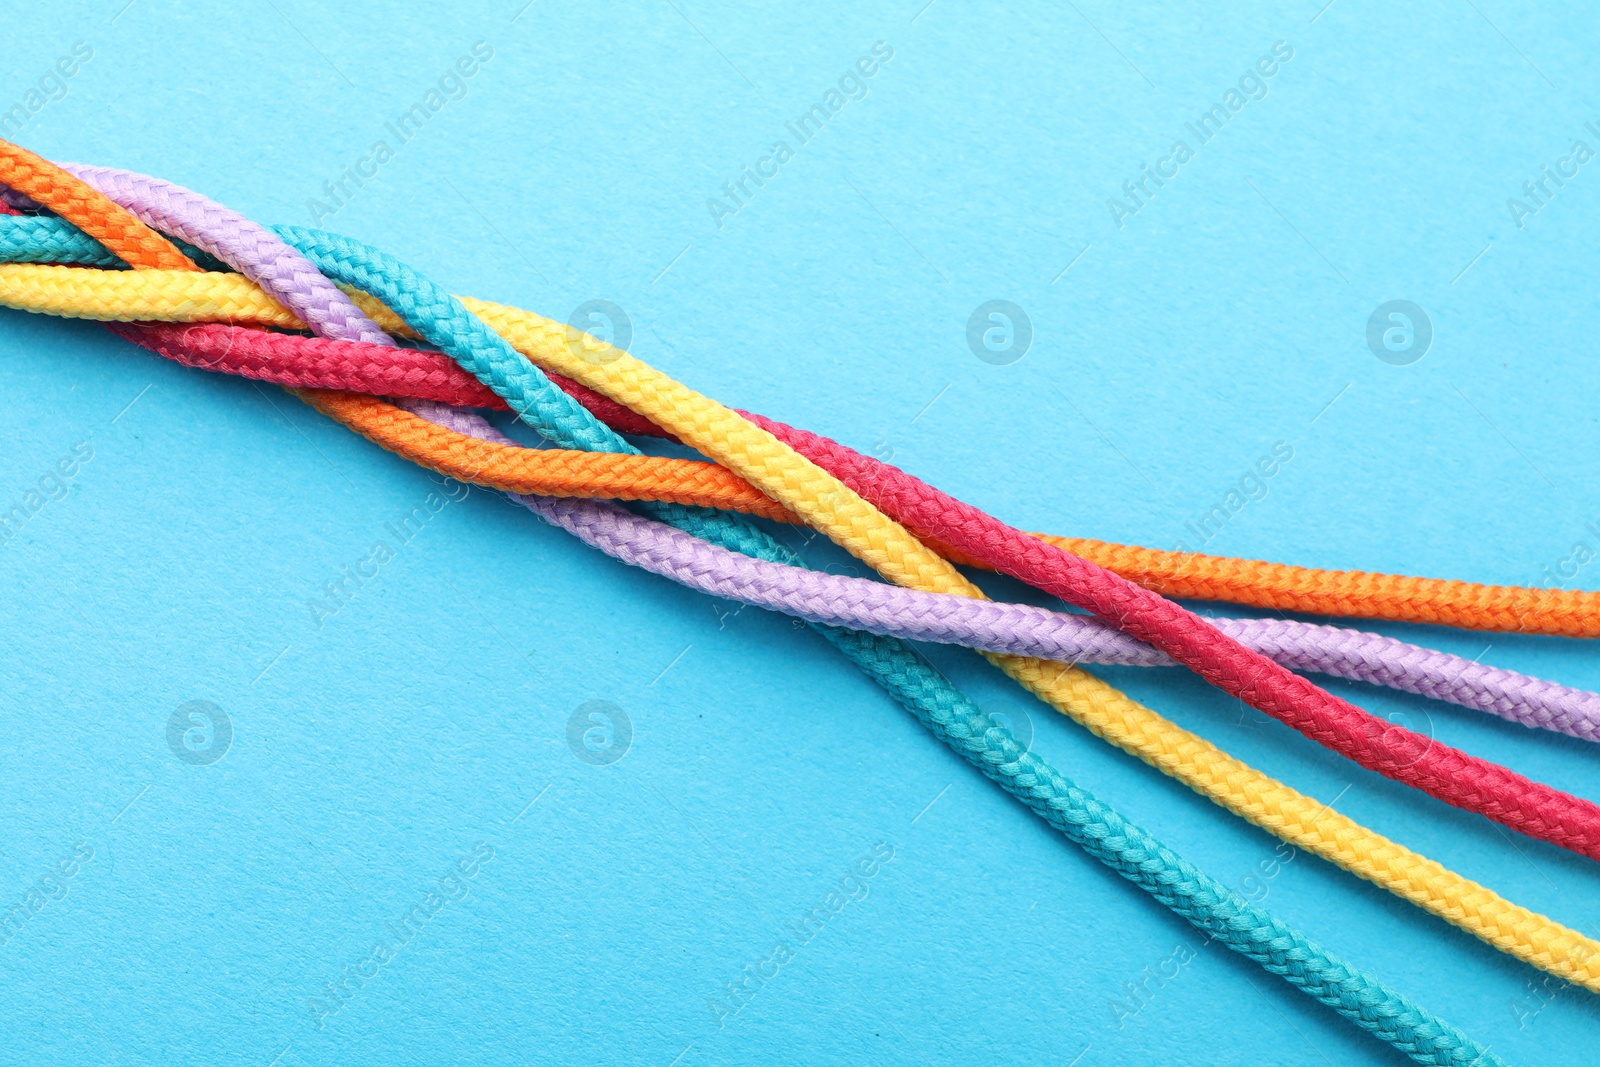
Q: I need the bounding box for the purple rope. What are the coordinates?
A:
[65,164,1600,744]
[61,163,392,346]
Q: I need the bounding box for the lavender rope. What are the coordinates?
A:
[63,164,1600,744]
[399,402,1600,743]
[62,163,392,346]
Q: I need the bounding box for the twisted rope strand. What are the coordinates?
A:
[291,389,791,517]
[116,320,668,436]
[15,179,1600,1023]
[9,189,1600,1011]
[64,311,1600,741]
[421,401,1511,1067]
[0,155,1500,1064]
[62,163,391,345]
[7,224,1600,860]
[4,218,1595,640]
[274,392,1600,738]
[93,311,1600,639]
[406,287,1600,863]
[86,316,1600,641]
[0,142,196,271]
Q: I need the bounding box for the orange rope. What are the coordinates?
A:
[1030,538,1598,637]
[305,387,1600,636]
[0,141,196,271]
[295,388,794,522]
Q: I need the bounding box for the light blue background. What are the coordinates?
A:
[2,1,1597,1063]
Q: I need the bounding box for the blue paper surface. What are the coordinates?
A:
[2,2,1598,1063]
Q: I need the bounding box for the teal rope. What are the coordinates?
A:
[0,215,1500,1065]
[0,216,118,265]
[0,213,224,270]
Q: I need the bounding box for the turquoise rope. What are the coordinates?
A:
[0,214,223,270]
[0,217,116,265]
[0,215,1500,1065]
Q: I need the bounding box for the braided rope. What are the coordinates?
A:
[112,321,667,435]
[44,311,1600,742]
[290,257,1600,1001]
[0,141,195,271]
[61,163,391,345]
[425,289,1600,863]
[0,181,655,436]
[500,474,1600,998]
[76,314,1600,640]
[428,402,1512,1067]
[5,217,1597,641]
[0,159,1502,1063]
[282,391,1600,738]
[751,414,1600,854]
[294,388,790,518]
[6,222,1600,860]
[11,183,1597,1034]
[9,211,1600,1011]
[492,448,1600,739]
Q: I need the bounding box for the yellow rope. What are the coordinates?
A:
[0,264,302,326]
[8,261,1599,993]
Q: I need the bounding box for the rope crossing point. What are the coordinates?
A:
[0,200,1593,634]
[6,147,1510,1067]
[9,248,1600,865]
[0,137,1585,1063]
[3,151,1600,1004]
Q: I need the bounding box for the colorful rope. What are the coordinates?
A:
[397,402,1600,1006]
[429,465,1600,740]
[1,206,1593,640]
[1,296,1572,737]
[3,158,1600,1011]
[0,142,1572,1061]
[6,164,1593,966]
[0,253,1576,736]
[7,250,1600,865]
[60,318,1600,730]
[0,142,195,271]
